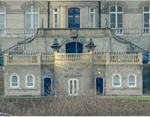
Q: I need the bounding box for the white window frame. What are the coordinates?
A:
[143,5,150,28]
[10,75,19,88]
[25,5,39,29]
[109,5,123,28]
[53,8,58,28]
[0,5,6,36]
[128,74,136,87]
[26,74,35,88]
[90,8,95,28]
[112,74,121,87]
[68,78,78,96]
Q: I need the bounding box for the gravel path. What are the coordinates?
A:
[0,112,12,116]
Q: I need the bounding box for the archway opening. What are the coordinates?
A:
[96,77,103,95]
[44,78,52,96]
[66,42,83,53]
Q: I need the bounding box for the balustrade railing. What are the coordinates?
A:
[112,28,150,35]
[0,28,37,37]
[55,53,92,62]
[3,52,143,65]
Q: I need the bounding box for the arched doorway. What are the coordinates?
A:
[95,77,104,95]
[44,78,52,96]
[66,42,83,53]
[68,8,80,28]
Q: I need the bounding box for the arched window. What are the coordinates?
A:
[113,74,121,87]
[128,74,136,87]
[25,5,39,29]
[10,75,19,87]
[26,75,34,87]
[0,6,6,35]
[90,8,95,28]
[68,78,78,95]
[109,5,123,28]
[53,8,58,28]
[143,5,150,32]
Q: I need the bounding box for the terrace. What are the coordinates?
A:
[4,52,143,65]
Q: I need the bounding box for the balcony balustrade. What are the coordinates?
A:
[3,52,142,65]
[112,28,150,36]
[0,28,37,37]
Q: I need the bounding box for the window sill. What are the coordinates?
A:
[23,87,38,90]
[111,87,140,90]
[8,87,21,90]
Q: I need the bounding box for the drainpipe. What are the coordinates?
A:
[48,1,50,28]
[98,1,101,28]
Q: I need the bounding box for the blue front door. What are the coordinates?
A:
[96,78,103,94]
[44,78,52,96]
[66,42,83,53]
[68,8,80,28]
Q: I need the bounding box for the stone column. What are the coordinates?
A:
[85,6,89,28]
[4,53,8,66]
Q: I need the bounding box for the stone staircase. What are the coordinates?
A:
[0,66,4,96]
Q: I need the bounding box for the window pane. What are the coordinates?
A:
[27,76,33,82]
[91,8,94,12]
[144,6,149,12]
[117,14,123,28]
[0,6,4,12]
[110,14,116,28]
[55,14,57,24]
[12,83,18,86]
[25,6,31,12]
[75,8,80,14]
[74,80,77,94]
[54,8,57,12]
[110,6,115,12]
[144,13,149,27]
[12,76,17,82]
[117,6,123,12]
[75,15,80,24]
[0,14,4,24]
[70,80,72,94]
[68,15,73,23]
[114,75,120,86]
[33,6,38,12]
[33,14,38,24]
[27,83,33,86]
[129,75,135,85]
[68,9,73,14]
[91,14,94,28]
[25,14,31,28]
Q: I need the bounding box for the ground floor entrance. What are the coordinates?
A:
[95,77,104,95]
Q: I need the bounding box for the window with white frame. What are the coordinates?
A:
[90,8,95,28]
[128,75,136,87]
[143,5,150,33]
[25,5,39,29]
[68,79,78,95]
[11,75,19,87]
[113,75,121,87]
[26,75,34,87]
[109,5,123,28]
[53,8,58,28]
[0,6,5,34]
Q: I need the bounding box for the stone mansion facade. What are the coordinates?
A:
[1,0,150,96]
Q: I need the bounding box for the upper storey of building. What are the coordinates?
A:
[0,0,150,30]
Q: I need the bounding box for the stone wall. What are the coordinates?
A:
[54,62,93,95]
[4,65,41,96]
[105,65,143,96]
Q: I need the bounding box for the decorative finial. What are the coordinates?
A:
[53,38,59,46]
[88,38,94,45]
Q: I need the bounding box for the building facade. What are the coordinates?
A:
[1,0,150,96]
